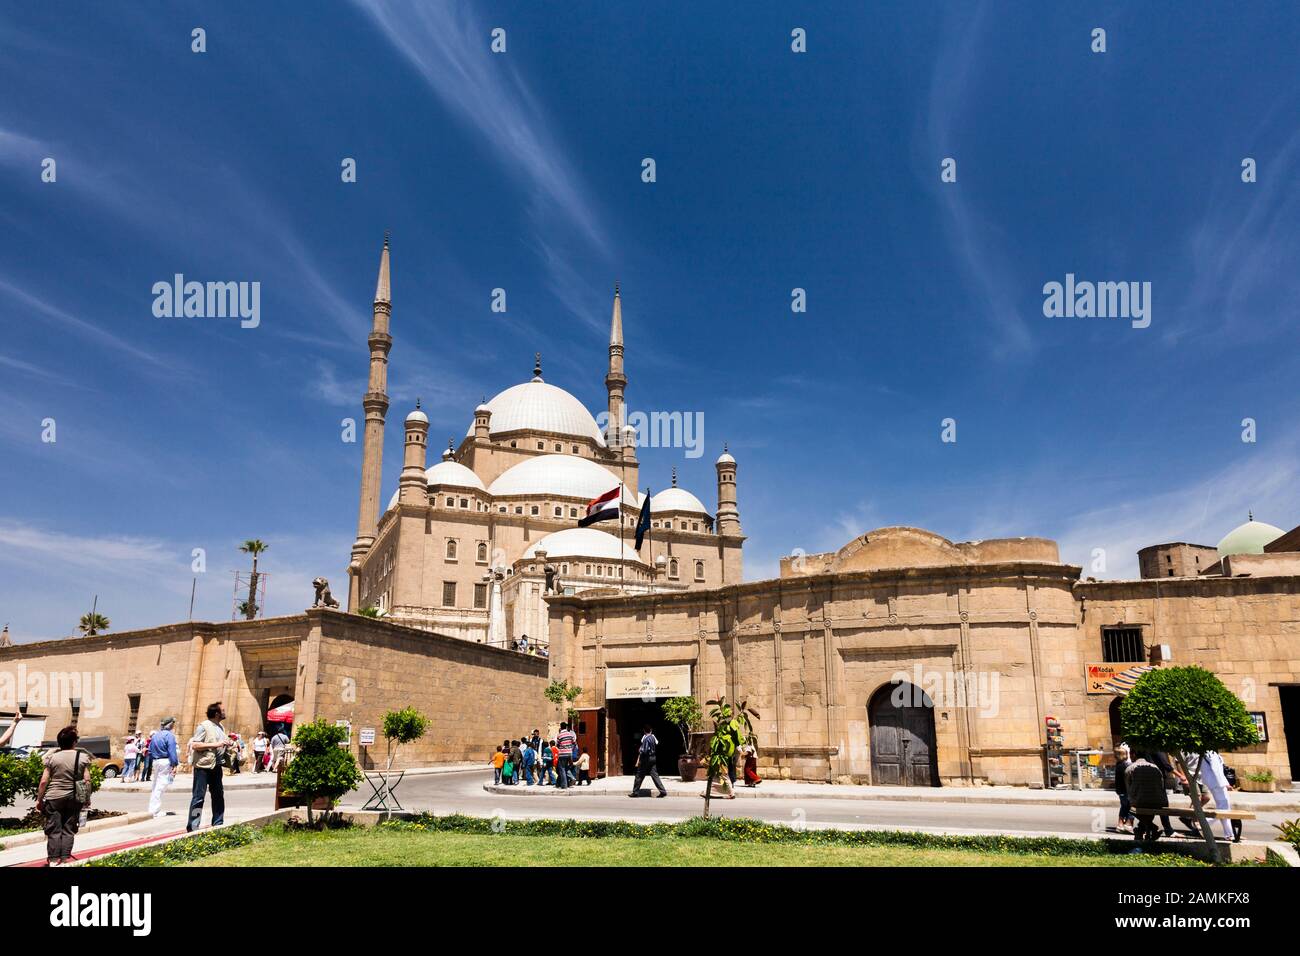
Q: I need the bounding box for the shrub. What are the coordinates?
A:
[1275,819,1300,852]
[87,825,258,867]
[1245,769,1274,784]
[280,719,363,825]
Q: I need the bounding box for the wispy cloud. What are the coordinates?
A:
[0,276,180,373]
[921,5,1033,356]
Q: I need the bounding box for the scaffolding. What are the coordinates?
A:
[232,570,269,621]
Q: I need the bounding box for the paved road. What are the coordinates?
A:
[47,770,1292,842]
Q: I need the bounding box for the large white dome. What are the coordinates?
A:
[488,454,637,504]
[650,487,710,515]
[466,380,606,447]
[523,527,642,563]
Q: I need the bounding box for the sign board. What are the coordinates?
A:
[1249,712,1268,743]
[1085,662,1150,695]
[335,719,351,748]
[359,727,376,747]
[605,664,691,700]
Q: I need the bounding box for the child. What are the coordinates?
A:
[577,749,592,785]
[491,746,505,785]
[502,751,515,785]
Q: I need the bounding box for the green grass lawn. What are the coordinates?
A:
[184,825,1200,868]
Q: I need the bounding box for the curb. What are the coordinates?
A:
[478,782,1300,812]
[65,808,297,866]
[0,811,151,849]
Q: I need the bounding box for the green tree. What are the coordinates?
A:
[661,696,702,753]
[544,679,583,723]
[702,696,758,818]
[1119,666,1259,862]
[378,707,429,819]
[238,539,268,619]
[280,719,362,826]
[0,751,101,810]
[78,613,110,636]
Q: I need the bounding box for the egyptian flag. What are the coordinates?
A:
[579,484,621,526]
[634,493,652,550]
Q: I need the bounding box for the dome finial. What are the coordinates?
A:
[533,352,542,379]
[415,397,421,410]
[1248,509,1254,522]
[671,466,677,487]
[383,230,390,248]
[615,279,620,297]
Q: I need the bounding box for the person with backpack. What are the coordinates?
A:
[628,724,668,798]
[555,723,577,790]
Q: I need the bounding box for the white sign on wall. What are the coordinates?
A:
[605,664,691,700]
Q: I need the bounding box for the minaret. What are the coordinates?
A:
[716,444,741,536]
[398,401,429,506]
[350,235,392,574]
[605,282,626,450]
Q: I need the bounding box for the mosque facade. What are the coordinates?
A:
[346,239,743,649]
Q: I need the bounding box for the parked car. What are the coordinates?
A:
[36,735,122,777]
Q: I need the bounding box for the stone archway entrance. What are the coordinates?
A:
[869,682,939,787]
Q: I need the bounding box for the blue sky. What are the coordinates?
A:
[2,2,1298,642]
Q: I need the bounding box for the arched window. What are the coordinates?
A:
[476,542,488,563]
[695,560,705,581]
[445,539,457,560]
[669,559,679,579]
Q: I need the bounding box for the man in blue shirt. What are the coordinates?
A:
[146,716,180,818]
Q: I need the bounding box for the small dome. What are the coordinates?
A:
[386,460,485,510]
[650,487,710,515]
[465,380,605,446]
[716,450,735,465]
[405,408,428,424]
[488,454,636,504]
[1216,517,1284,559]
[523,528,642,563]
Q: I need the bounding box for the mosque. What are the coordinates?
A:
[2,237,1299,785]
[346,237,743,647]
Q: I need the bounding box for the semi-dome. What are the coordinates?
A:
[465,380,606,446]
[523,527,642,563]
[650,487,710,515]
[488,454,637,504]
[386,460,486,510]
[1216,516,1284,559]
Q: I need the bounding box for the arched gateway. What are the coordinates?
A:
[868,682,939,787]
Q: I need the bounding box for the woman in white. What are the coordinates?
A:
[1184,750,1234,841]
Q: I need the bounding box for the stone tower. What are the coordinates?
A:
[716,444,743,582]
[349,235,392,609]
[398,402,429,506]
[605,283,626,451]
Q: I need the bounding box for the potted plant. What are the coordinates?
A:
[279,719,363,826]
[661,696,703,781]
[1240,768,1275,793]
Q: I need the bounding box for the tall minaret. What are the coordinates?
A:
[716,444,741,536]
[350,235,393,580]
[605,282,626,450]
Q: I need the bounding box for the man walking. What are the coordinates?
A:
[629,724,668,797]
[555,722,577,790]
[187,702,229,831]
[147,717,180,818]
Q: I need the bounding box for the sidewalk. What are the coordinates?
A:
[107,761,485,792]
[483,775,1300,811]
[0,805,271,868]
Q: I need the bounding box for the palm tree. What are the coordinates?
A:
[78,612,110,636]
[239,540,268,619]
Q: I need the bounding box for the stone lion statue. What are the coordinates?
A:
[312,577,340,608]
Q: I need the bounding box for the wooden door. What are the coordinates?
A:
[869,685,936,786]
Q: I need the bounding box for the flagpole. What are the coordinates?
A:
[618,480,626,594]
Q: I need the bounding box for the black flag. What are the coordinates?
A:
[633,493,652,550]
